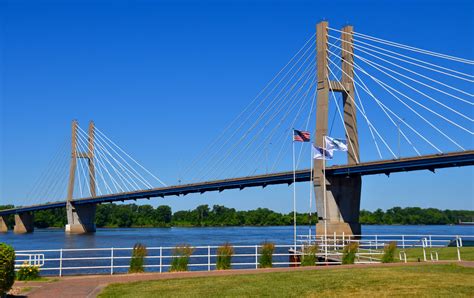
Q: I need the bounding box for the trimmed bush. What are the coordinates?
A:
[129,243,147,273]
[301,244,319,266]
[0,243,15,295]
[342,242,359,265]
[16,262,40,281]
[381,241,397,263]
[216,243,233,270]
[259,242,275,268]
[170,245,194,272]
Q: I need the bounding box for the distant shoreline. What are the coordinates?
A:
[18,223,471,231]
[1,203,473,229]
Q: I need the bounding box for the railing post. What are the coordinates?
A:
[456,236,462,261]
[429,235,432,248]
[422,238,427,262]
[255,245,258,269]
[402,235,405,249]
[159,247,162,273]
[208,246,211,271]
[375,235,378,250]
[110,247,114,275]
[368,242,373,262]
[59,249,63,277]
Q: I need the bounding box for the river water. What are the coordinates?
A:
[2,225,473,251]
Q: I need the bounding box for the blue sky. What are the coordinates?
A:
[1,0,473,212]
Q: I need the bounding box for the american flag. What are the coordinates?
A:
[293,129,310,142]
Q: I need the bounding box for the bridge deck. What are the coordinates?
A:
[1,151,473,216]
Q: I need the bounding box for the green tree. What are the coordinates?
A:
[156,205,172,224]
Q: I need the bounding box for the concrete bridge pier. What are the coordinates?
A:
[13,212,34,233]
[0,216,8,232]
[65,203,96,234]
[315,176,362,236]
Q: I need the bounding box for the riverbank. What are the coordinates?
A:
[12,262,474,297]
[2,204,473,229]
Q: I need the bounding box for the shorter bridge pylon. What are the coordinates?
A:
[65,120,97,234]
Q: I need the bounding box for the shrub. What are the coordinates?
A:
[301,244,319,266]
[216,243,233,270]
[342,242,359,264]
[0,243,15,295]
[381,241,397,263]
[16,262,40,281]
[259,242,275,268]
[129,243,147,273]
[170,244,194,272]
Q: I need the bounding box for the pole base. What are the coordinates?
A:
[65,223,96,234]
[316,222,361,237]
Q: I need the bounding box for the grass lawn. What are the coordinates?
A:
[99,264,474,297]
[401,247,474,262]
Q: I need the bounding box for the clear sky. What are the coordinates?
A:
[1,0,473,213]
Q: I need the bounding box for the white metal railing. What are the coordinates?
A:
[14,234,471,277]
[298,234,471,263]
[15,254,45,268]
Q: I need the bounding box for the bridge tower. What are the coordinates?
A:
[313,21,362,236]
[65,120,97,233]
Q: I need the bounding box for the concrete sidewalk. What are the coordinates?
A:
[13,261,474,298]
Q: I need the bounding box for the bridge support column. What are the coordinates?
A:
[65,120,97,234]
[66,204,96,233]
[313,21,362,237]
[315,176,361,236]
[0,216,8,233]
[14,212,34,234]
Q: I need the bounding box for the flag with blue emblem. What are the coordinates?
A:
[312,145,334,160]
[325,136,348,152]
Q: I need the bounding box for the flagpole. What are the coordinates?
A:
[309,143,313,242]
[323,135,328,261]
[292,135,297,251]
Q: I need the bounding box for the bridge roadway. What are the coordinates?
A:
[1,150,473,216]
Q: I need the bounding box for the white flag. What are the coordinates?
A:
[325,136,348,152]
[312,145,334,160]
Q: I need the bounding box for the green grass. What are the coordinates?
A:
[20,286,32,294]
[98,264,474,297]
[401,247,474,262]
[15,277,58,283]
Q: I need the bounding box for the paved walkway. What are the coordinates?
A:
[13,261,474,298]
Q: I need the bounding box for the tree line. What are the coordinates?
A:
[0,204,472,228]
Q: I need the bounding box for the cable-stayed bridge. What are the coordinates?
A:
[1,21,473,235]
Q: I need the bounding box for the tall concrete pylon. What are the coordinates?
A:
[313,21,362,236]
[65,120,97,233]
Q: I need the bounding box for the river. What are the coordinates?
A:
[2,225,473,251]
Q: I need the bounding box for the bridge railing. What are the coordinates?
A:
[14,234,472,276]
